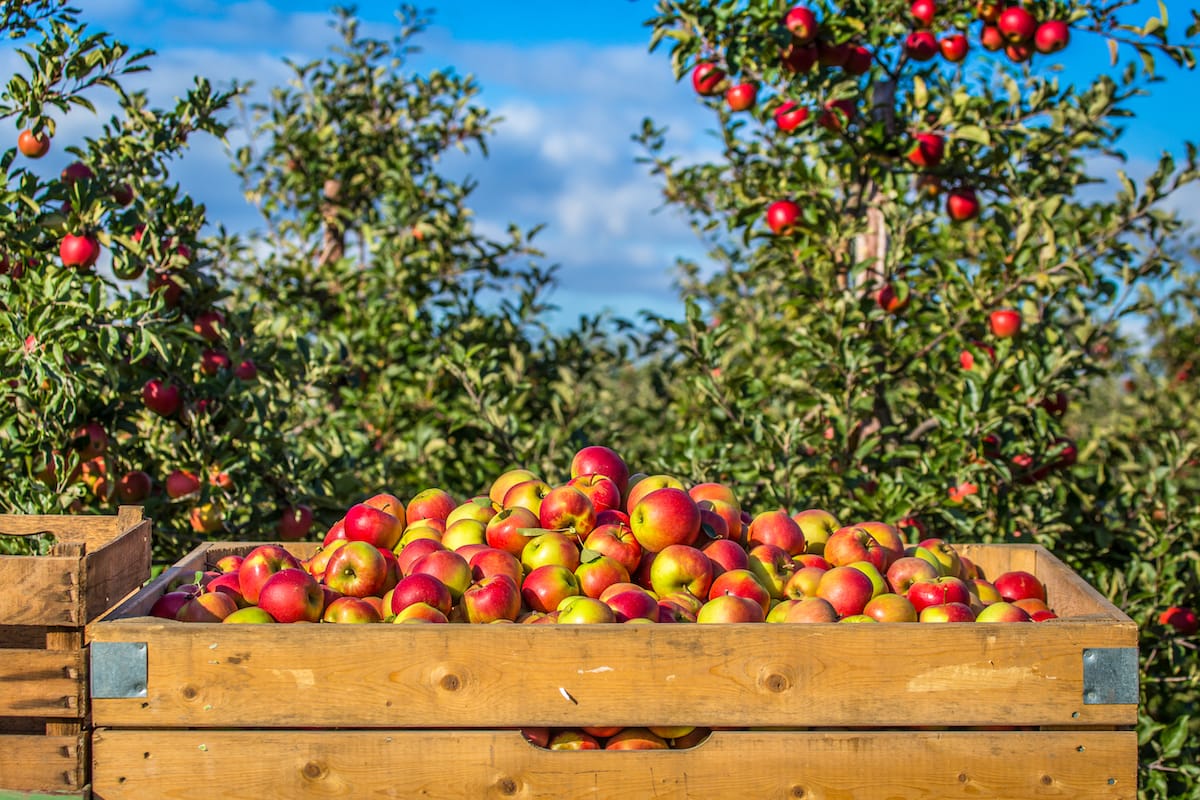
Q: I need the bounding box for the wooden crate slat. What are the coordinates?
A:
[0,733,85,794]
[0,557,82,627]
[84,518,151,622]
[90,616,1135,729]
[0,649,85,718]
[90,728,1135,800]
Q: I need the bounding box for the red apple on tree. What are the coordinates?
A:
[1158,606,1199,635]
[277,505,314,541]
[165,469,200,499]
[60,233,101,270]
[946,187,980,221]
[939,34,968,62]
[142,378,182,417]
[773,100,809,132]
[784,6,819,43]
[843,44,873,74]
[998,6,1037,43]
[18,129,50,158]
[910,0,936,26]
[691,62,726,96]
[1034,20,1070,54]
[765,199,801,235]
[907,132,945,168]
[989,308,1022,338]
[725,82,757,112]
[905,31,939,61]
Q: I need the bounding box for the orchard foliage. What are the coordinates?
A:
[216,7,635,518]
[640,0,1199,795]
[1,2,320,556]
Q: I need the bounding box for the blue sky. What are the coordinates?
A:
[17,1,1200,323]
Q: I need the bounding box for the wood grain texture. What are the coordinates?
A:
[0,508,149,628]
[0,648,84,717]
[90,616,1135,729]
[0,733,85,793]
[91,728,1136,800]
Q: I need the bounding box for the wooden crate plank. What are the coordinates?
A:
[90,619,1136,729]
[0,557,82,627]
[0,733,85,794]
[84,518,151,623]
[90,728,1135,800]
[0,649,84,718]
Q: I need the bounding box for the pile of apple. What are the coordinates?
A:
[151,444,1057,627]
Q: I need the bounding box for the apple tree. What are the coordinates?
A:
[214,6,637,518]
[1,0,323,558]
[635,0,1198,793]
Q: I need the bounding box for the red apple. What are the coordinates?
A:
[864,593,919,622]
[406,487,457,525]
[206,572,247,608]
[785,596,840,623]
[856,521,905,568]
[782,43,818,73]
[583,523,643,577]
[539,484,597,536]
[791,509,839,555]
[394,538,444,576]
[630,487,701,552]
[410,549,472,601]
[468,547,523,587]
[946,187,980,221]
[907,132,945,168]
[910,0,936,26]
[699,499,745,545]
[392,602,449,623]
[575,553,631,599]
[976,601,1033,622]
[150,590,196,620]
[59,233,100,270]
[343,503,403,550]
[521,531,581,573]
[549,730,602,751]
[993,570,1046,602]
[816,566,874,617]
[502,479,553,516]
[989,308,1021,338]
[844,44,873,74]
[650,544,713,600]
[886,556,941,594]
[570,445,630,496]
[256,568,323,623]
[702,537,750,575]
[774,100,809,132]
[191,310,225,342]
[323,540,388,598]
[708,569,771,615]
[818,98,855,131]
[304,540,347,581]
[940,33,968,62]
[783,565,826,600]
[142,378,182,417]
[981,25,1005,50]
[824,526,889,571]
[522,564,582,613]
[725,82,757,112]
[176,592,238,623]
[691,62,726,96]
[1158,606,1199,635]
[390,572,452,617]
[784,6,819,44]
[919,602,977,622]
[277,505,314,541]
[485,506,541,558]
[747,509,807,556]
[595,509,630,528]
[462,574,522,623]
[1034,20,1070,54]
[17,129,50,158]
[323,596,382,623]
[624,474,685,513]
[604,587,660,623]
[907,576,972,613]
[566,473,622,515]
[905,31,939,61]
[117,470,152,502]
[765,199,801,235]
[998,5,1037,43]
[556,595,616,624]
[697,593,765,623]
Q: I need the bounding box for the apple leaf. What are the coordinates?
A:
[579,547,604,564]
[954,125,990,147]
[517,527,554,538]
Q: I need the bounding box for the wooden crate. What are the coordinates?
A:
[88,542,1138,800]
[0,507,152,799]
